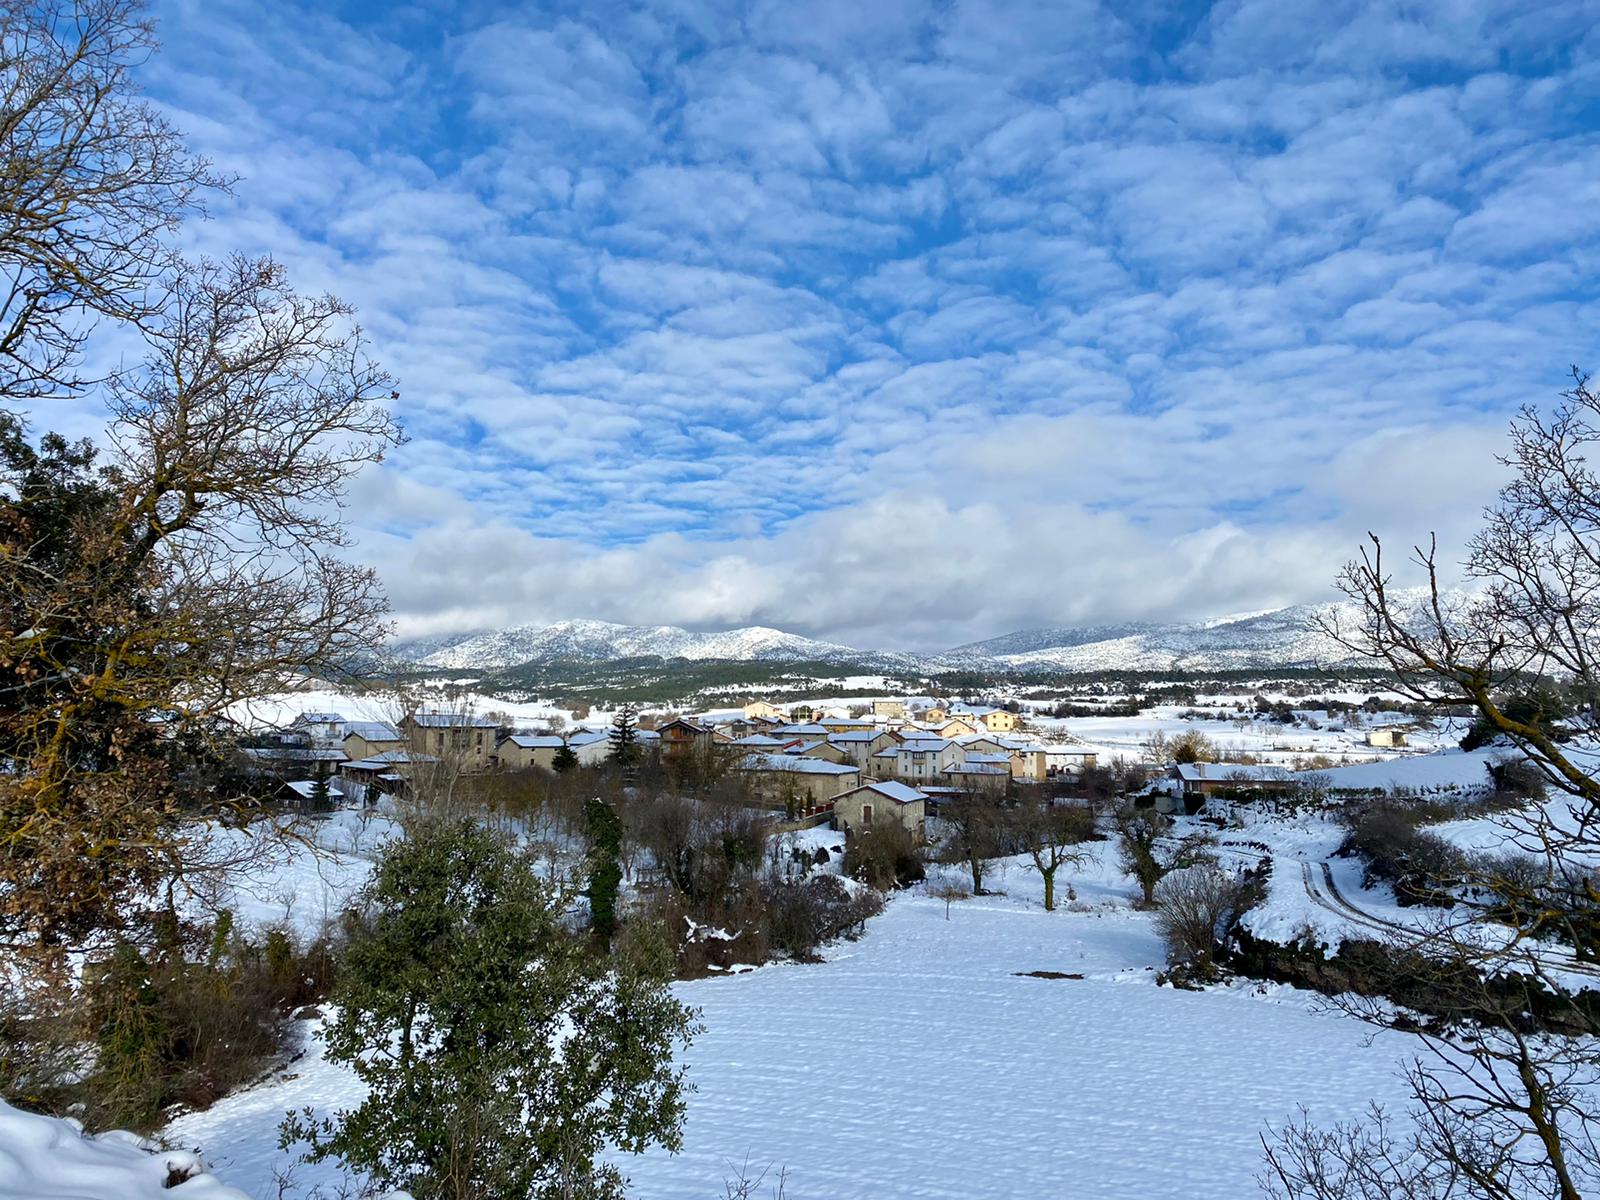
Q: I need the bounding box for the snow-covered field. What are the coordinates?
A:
[163,841,1421,1200]
[1027,704,1454,769]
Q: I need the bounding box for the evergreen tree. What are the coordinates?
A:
[551,742,578,774]
[583,796,624,944]
[607,703,639,765]
[282,820,694,1200]
[309,763,332,812]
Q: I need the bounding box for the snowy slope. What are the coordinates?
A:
[167,846,1419,1200]
[957,604,1359,671]
[953,588,1473,673]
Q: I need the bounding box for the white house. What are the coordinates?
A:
[566,728,611,766]
[289,711,348,746]
[873,737,964,783]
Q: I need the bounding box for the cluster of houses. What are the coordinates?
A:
[246,698,1087,837]
[643,699,1065,838]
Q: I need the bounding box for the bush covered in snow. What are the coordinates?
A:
[0,1097,249,1199]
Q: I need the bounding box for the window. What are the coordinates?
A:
[861,803,873,828]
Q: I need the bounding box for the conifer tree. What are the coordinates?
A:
[607,704,639,766]
[583,795,624,945]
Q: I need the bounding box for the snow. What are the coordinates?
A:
[0,1099,252,1200]
[1312,747,1503,792]
[165,843,1420,1200]
[182,810,392,939]
[1026,704,1411,767]
[403,619,880,672]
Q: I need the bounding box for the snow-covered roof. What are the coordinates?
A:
[1173,763,1289,783]
[732,734,791,747]
[659,717,710,734]
[965,753,1011,765]
[343,721,401,742]
[830,730,885,743]
[291,711,346,725]
[899,738,952,753]
[737,753,859,776]
[407,712,499,728]
[504,734,563,749]
[242,747,348,762]
[771,723,828,736]
[839,779,927,805]
[345,750,441,769]
[284,778,346,799]
[567,729,609,746]
[944,762,1009,776]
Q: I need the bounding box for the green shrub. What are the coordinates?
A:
[79,917,344,1131]
[283,818,697,1200]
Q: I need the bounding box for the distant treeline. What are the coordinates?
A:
[377,657,1411,708]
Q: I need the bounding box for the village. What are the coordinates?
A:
[241,687,1446,841]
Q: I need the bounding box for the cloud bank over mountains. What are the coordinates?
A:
[61,0,1600,648]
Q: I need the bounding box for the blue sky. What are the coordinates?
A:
[92,0,1600,648]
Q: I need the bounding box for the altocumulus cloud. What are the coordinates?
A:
[41,0,1600,650]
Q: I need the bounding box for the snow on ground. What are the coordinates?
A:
[182,810,394,939]
[167,843,1420,1200]
[0,1100,251,1200]
[1312,747,1503,793]
[233,686,593,733]
[1220,808,1420,947]
[1027,705,1415,768]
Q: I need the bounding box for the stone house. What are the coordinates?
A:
[735,753,861,806]
[400,712,500,773]
[832,780,928,838]
[341,721,403,763]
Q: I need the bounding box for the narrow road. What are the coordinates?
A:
[1213,838,1600,985]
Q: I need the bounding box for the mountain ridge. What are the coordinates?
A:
[389,600,1406,676]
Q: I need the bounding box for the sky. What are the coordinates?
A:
[49,0,1600,649]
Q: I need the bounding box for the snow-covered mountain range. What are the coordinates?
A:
[394,619,893,672]
[949,605,1353,672]
[391,601,1393,676]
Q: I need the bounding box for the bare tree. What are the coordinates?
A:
[1270,370,1600,1198]
[0,0,226,401]
[939,789,1007,894]
[1114,806,1214,907]
[0,256,400,959]
[1014,796,1093,912]
[928,871,972,920]
[1153,863,1247,978]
